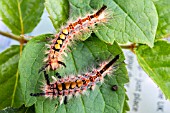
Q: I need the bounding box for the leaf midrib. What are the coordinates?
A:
[137,54,163,85]
[11,70,19,106]
[113,0,151,43]
[17,0,24,34]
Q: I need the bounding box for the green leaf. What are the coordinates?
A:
[153,0,170,39]
[45,0,69,31]
[0,0,45,35]
[0,105,35,113]
[19,34,129,113]
[0,45,24,110]
[122,94,130,113]
[136,40,170,99]
[47,0,158,47]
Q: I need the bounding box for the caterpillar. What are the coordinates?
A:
[31,55,120,105]
[39,5,107,72]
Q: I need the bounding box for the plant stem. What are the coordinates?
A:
[120,43,136,53]
[0,30,28,43]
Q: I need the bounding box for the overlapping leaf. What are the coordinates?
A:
[136,40,170,99]
[45,0,158,47]
[45,0,69,31]
[0,105,35,113]
[153,0,170,39]
[0,46,23,110]
[19,34,129,113]
[0,0,44,35]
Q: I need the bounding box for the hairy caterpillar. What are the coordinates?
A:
[39,5,107,72]
[31,55,120,105]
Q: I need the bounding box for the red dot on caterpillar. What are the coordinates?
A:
[31,55,121,105]
[39,5,108,73]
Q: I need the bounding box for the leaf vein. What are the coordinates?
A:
[114,0,150,42]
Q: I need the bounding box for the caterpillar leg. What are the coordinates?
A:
[38,61,65,75]
[30,92,45,96]
[64,96,68,104]
[38,64,49,73]
[39,61,66,73]
[58,61,66,68]
[30,71,50,97]
[56,72,61,79]
[44,71,50,85]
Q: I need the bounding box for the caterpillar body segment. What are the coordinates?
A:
[40,5,108,72]
[31,55,120,105]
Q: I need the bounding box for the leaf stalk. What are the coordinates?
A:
[0,30,28,43]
